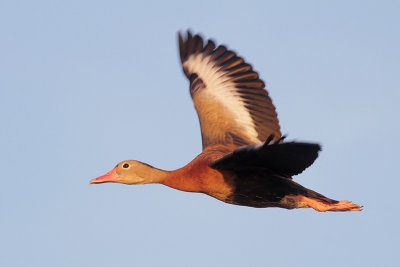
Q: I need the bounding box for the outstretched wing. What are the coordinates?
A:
[210,137,321,178]
[178,31,281,150]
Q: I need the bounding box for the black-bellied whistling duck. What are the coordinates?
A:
[90,31,362,212]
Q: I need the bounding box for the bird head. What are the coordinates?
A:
[90,160,155,185]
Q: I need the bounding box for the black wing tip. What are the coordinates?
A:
[178,30,232,63]
[178,29,206,63]
[177,30,266,87]
[263,134,286,146]
[264,134,322,151]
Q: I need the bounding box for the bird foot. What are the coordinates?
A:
[285,195,362,212]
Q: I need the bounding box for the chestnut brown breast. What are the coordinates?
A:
[161,144,236,202]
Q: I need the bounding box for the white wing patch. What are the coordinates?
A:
[183,54,260,143]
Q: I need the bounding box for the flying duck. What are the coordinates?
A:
[90,31,361,212]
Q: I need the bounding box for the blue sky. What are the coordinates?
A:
[1,1,399,266]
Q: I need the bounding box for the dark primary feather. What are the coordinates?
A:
[210,137,321,178]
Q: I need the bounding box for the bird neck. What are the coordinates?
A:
[138,164,170,184]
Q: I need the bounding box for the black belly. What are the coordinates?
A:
[227,170,329,208]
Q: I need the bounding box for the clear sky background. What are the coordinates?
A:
[1,1,399,266]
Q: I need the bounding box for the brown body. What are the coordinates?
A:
[91,143,361,211]
[90,31,362,212]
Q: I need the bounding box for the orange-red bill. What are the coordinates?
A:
[90,167,119,184]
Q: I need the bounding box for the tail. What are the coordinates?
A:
[283,188,362,212]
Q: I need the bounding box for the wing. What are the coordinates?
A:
[178,31,281,150]
[210,136,321,178]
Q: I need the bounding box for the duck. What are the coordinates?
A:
[90,31,361,212]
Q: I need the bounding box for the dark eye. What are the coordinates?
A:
[123,163,129,168]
